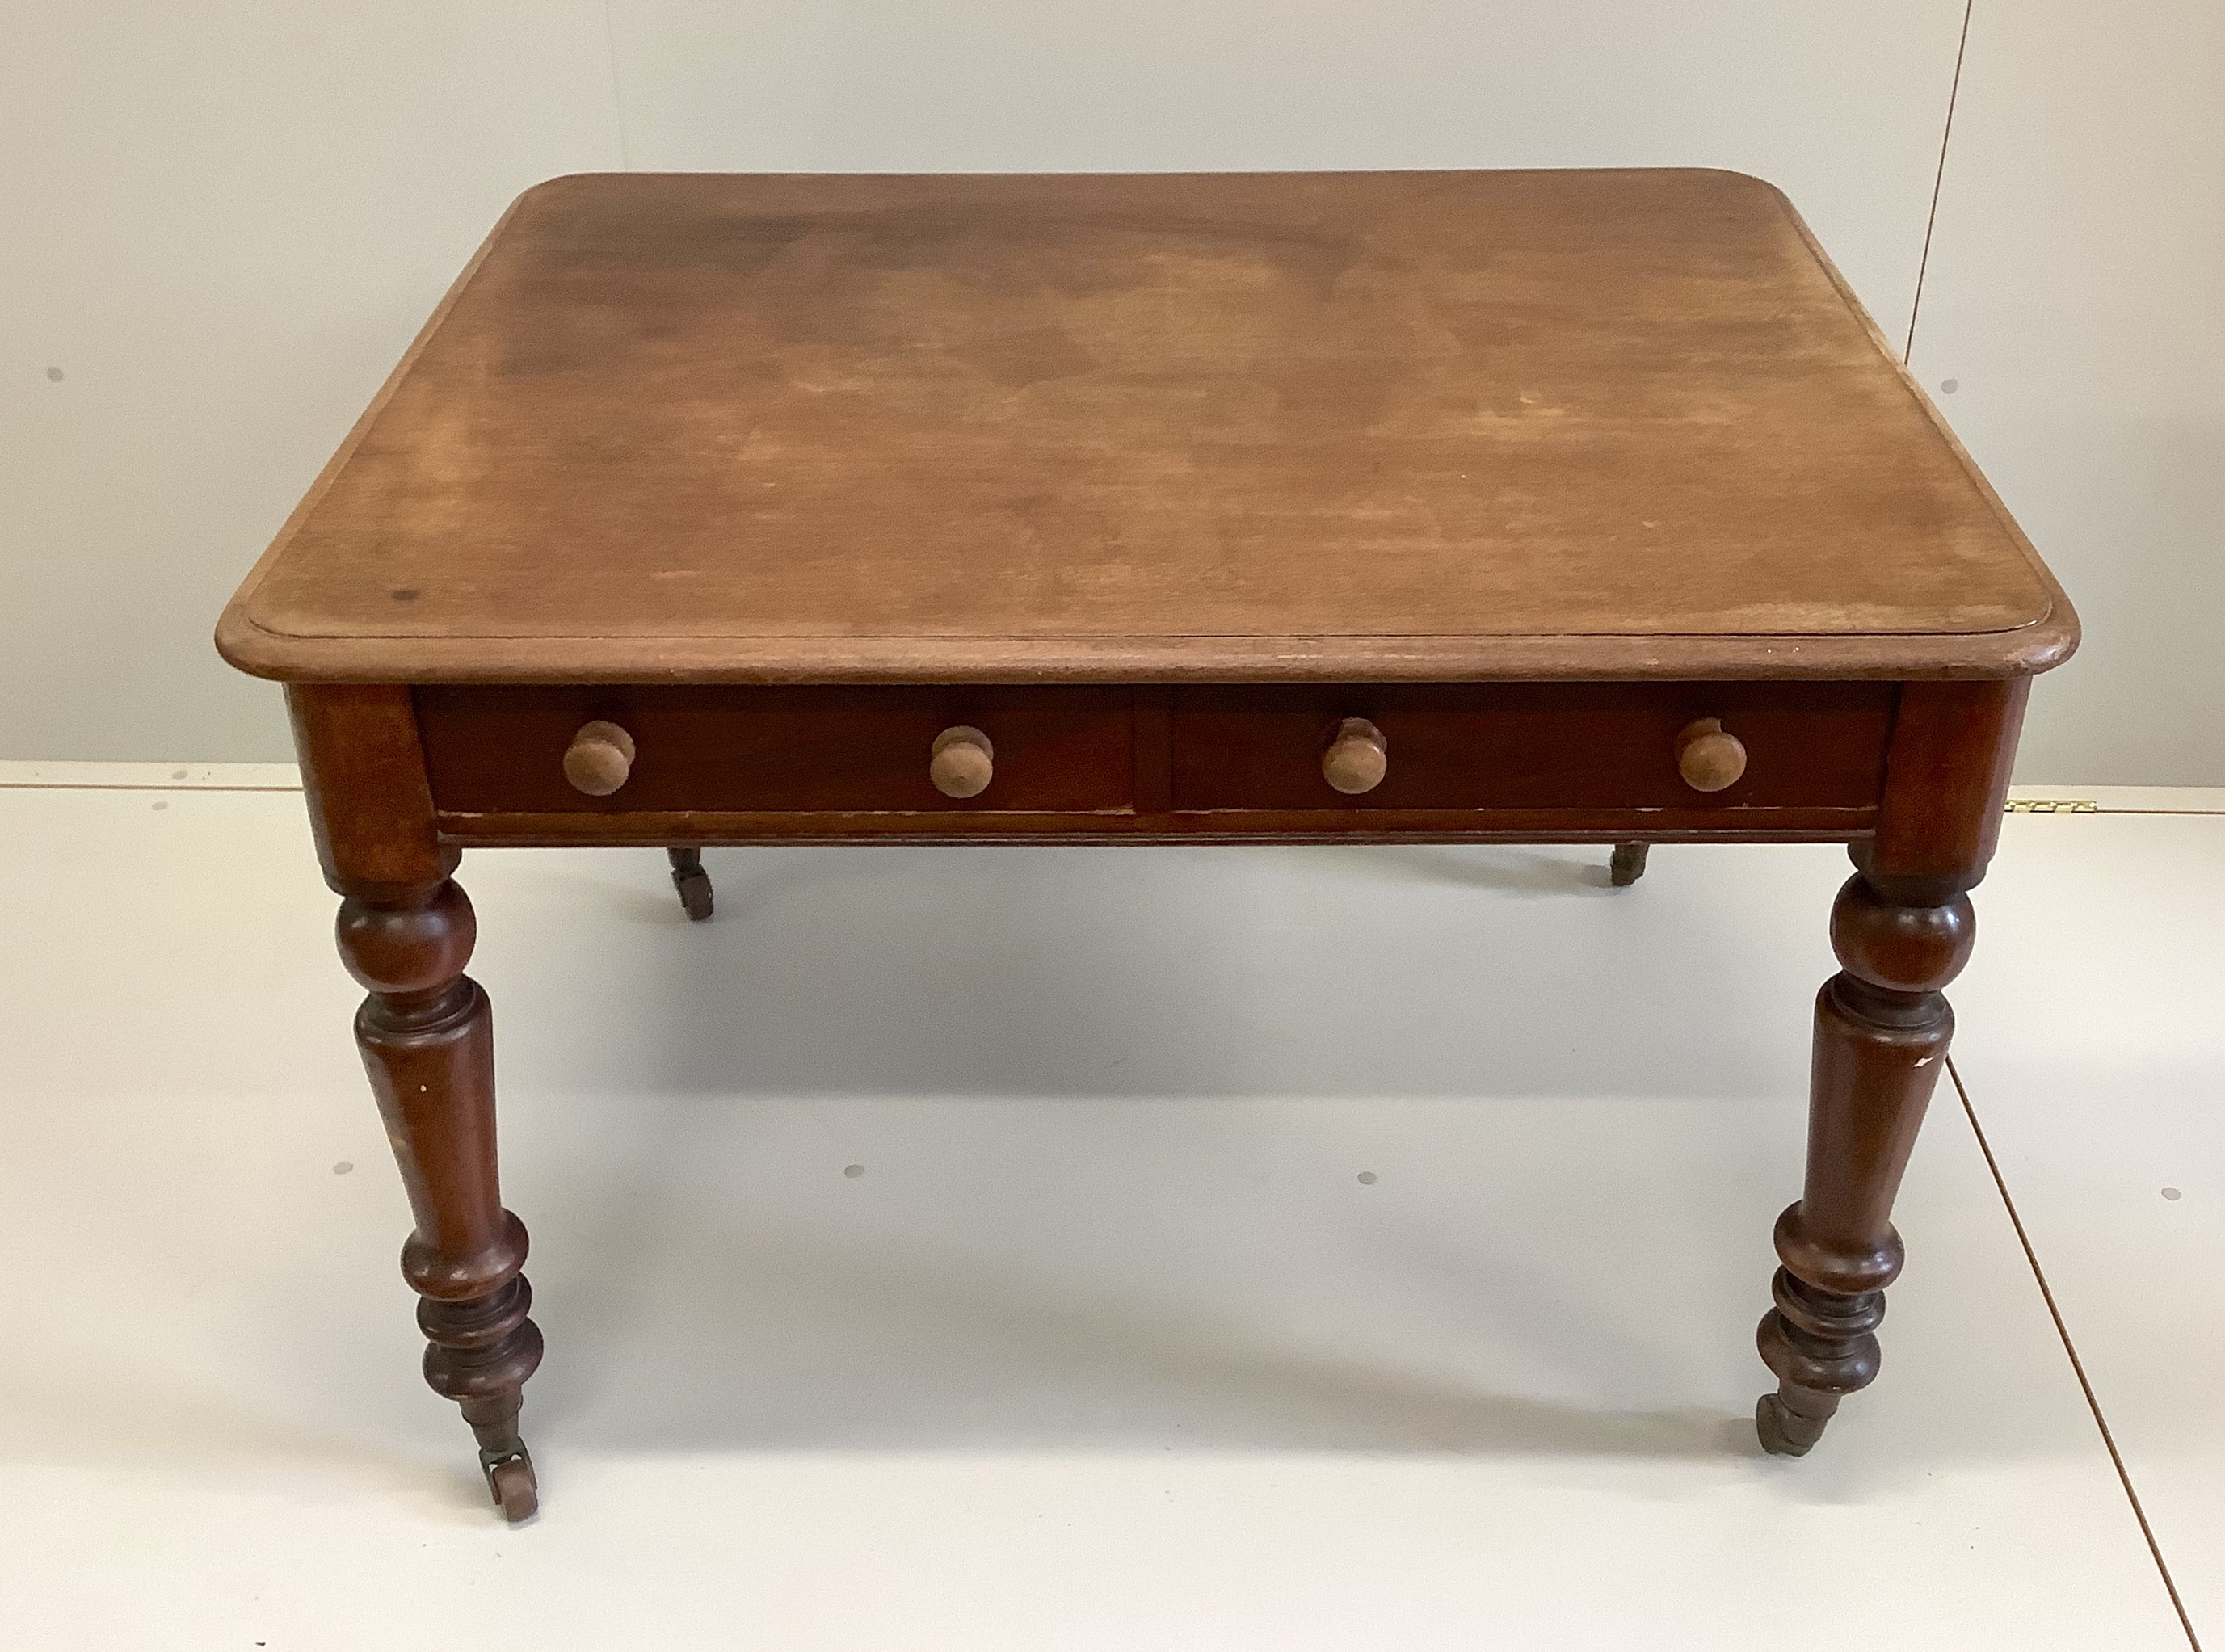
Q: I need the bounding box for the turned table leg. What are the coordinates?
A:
[337,872,545,1518]
[1748,678,2024,1455]
[287,684,555,1518]
[1755,857,1974,1454]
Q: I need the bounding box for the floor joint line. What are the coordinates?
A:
[1949,1053,2202,1650]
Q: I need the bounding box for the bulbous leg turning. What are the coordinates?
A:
[1756,867,1971,1455]
[339,874,544,1519]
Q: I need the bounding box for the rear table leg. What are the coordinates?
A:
[1610,842,1650,887]
[668,847,713,922]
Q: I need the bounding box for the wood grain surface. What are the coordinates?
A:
[217,170,2075,686]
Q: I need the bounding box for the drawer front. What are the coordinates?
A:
[1168,684,1895,811]
[417,686,1134,814]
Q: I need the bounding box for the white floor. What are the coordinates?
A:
[0,767,2211,1650]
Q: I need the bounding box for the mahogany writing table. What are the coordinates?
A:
[217,170,2076,1520]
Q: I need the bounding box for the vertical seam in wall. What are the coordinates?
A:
[1950,1056,2206,1651]
[601,0,633,169]
[1905,0,1977,361]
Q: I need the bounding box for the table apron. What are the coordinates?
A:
[414,681,1899,831]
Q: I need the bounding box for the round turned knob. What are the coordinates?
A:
[930,725,995,799]
[1676,717,1748,793]
[562,719,637,797]
[1322,717,1389,795]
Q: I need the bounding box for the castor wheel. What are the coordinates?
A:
[1755,1391,1832,1457]
[667,847,713,922]
[674,870,714,922]
[1609,842,1650,887]
[485,1450,539,1521]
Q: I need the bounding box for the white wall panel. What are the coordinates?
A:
[32,5,2169,771]
[606,2,1967,359]
[0,6,622,760]
[1912,1,2225,784]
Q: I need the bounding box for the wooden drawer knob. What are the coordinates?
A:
[1676,717,1748,792]
[930,725,995,798]
[1323,717,1388,795]
[563,719,636,797]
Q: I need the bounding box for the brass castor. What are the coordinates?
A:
[1609,842,1651,887]
[668,847,713,922]
[485,1449,539,1521]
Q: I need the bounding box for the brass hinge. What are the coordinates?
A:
[2004,798,2098,813]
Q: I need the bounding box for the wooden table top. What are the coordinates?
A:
[217,169,2073,686]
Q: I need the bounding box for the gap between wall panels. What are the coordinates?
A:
[1905,0,1977,363]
